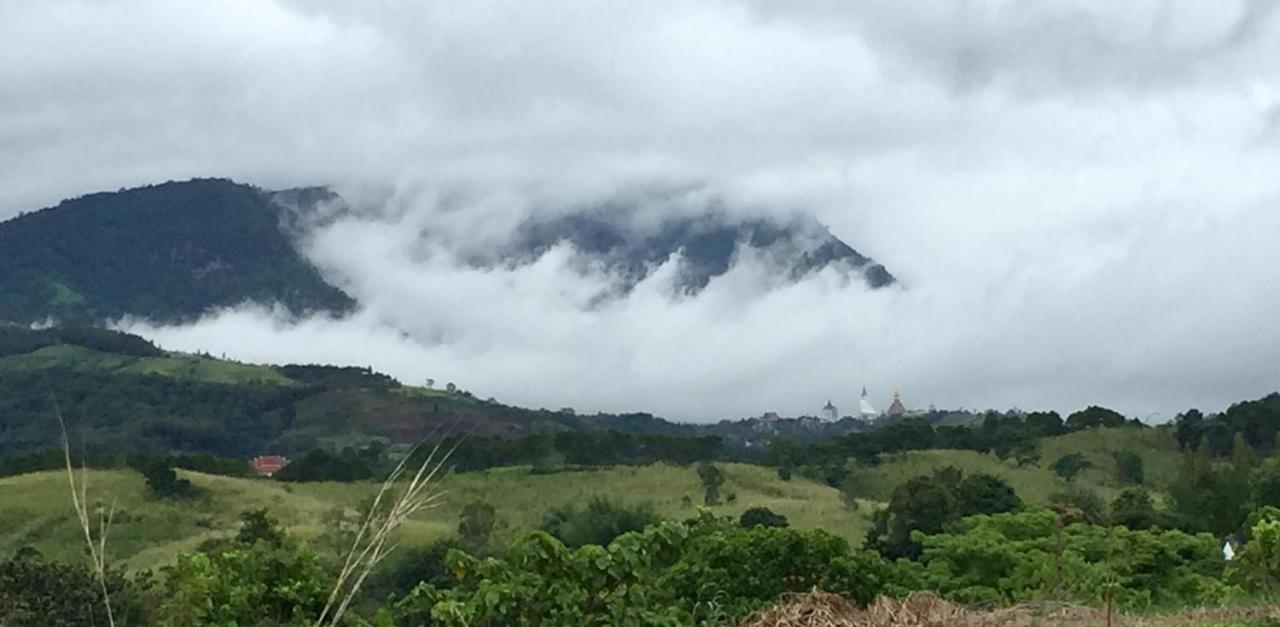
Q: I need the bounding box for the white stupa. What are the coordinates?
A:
[858,387,878,418]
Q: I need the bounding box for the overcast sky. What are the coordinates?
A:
[5,1,1280,421]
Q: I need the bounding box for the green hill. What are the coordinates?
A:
[0,178,354,324]
[0,463,864,572]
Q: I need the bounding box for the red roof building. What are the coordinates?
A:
[250,455,289,477]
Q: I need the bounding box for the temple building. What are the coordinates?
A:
[820,399,839,421]
[858,387,878,419]
[886,390,907,417]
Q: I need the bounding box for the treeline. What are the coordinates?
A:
[277,364,399,389]
[0,325,162,358]
[769,406,1136,485]
[0,368,314,457]
[1174,393,1280,456]
[0,449,249,479]
[273,431,727,482]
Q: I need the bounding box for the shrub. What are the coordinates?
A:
[1113,451,1145,485]
[395,514,894,625]
[135,460,197,498]
[0,552,150,626]
[739,507,789,529]
[1231,511,1280,593]
[458,500,497,552]
[540,497,660,548]
[697,462,726,505]
[1110,487,1159,530]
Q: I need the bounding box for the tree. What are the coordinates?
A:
[1174,409,1205,451]
[1112,451,1145,485]
[458,501,497,552]
[1050,453,1091,482]
[956,473,1022,517]
[235,508,286,547]
[1232,433,1259,470]
[739,507,789,529]
[1065,406,1127,431]
[136,460,196,498]
[868,475,958,559]
[1110,487,1158,530]
[1253,459,1280,508]
[697,462,725,505]
[1025,411,1066,437]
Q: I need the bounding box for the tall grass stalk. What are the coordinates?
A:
[315,439,456,627]
[53,396,117,627]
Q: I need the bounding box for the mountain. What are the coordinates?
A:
[0,179,354,324]
[481,205,895,295]
[0,178,894,324]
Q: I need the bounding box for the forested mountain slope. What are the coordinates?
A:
[0,179,354,324]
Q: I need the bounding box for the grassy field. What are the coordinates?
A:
[0,426,1184,573]
[0,344,292,385]
[846,426,1183,504]
[0,462,869,572]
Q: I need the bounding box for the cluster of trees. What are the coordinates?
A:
[0,368,314,457]
[1174,394,1280,456]
[864,468,1023,559]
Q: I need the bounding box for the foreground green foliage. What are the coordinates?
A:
[395,513,893,625]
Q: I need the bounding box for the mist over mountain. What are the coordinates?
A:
[496,205,894,297]
[0,179,893,326]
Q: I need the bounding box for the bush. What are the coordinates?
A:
[459,501,497,552]
[912,508,1229,609]
[395,514,894,625]
[1049,488,1106,525]
[273,449,372,482]
[0,552,151,626]
[1113,451,1145,485]
[134,460,197,498]
[739,507,789,529]
[1110,487,1159,530]
[540,497,660,548]
[1232,511,1280,593]
[697,462,725,505]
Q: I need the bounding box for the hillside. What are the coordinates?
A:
[0,427,1182,573]
[0,463,862,572]
[0,325,713,457]
[0,179,354,324]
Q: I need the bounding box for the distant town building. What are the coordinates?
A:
[250,455,289,477]
[761,411,781,422]
[820,399,839,421]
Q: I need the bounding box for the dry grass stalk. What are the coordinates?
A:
[53,397,117,627]
[314,439,455,627]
